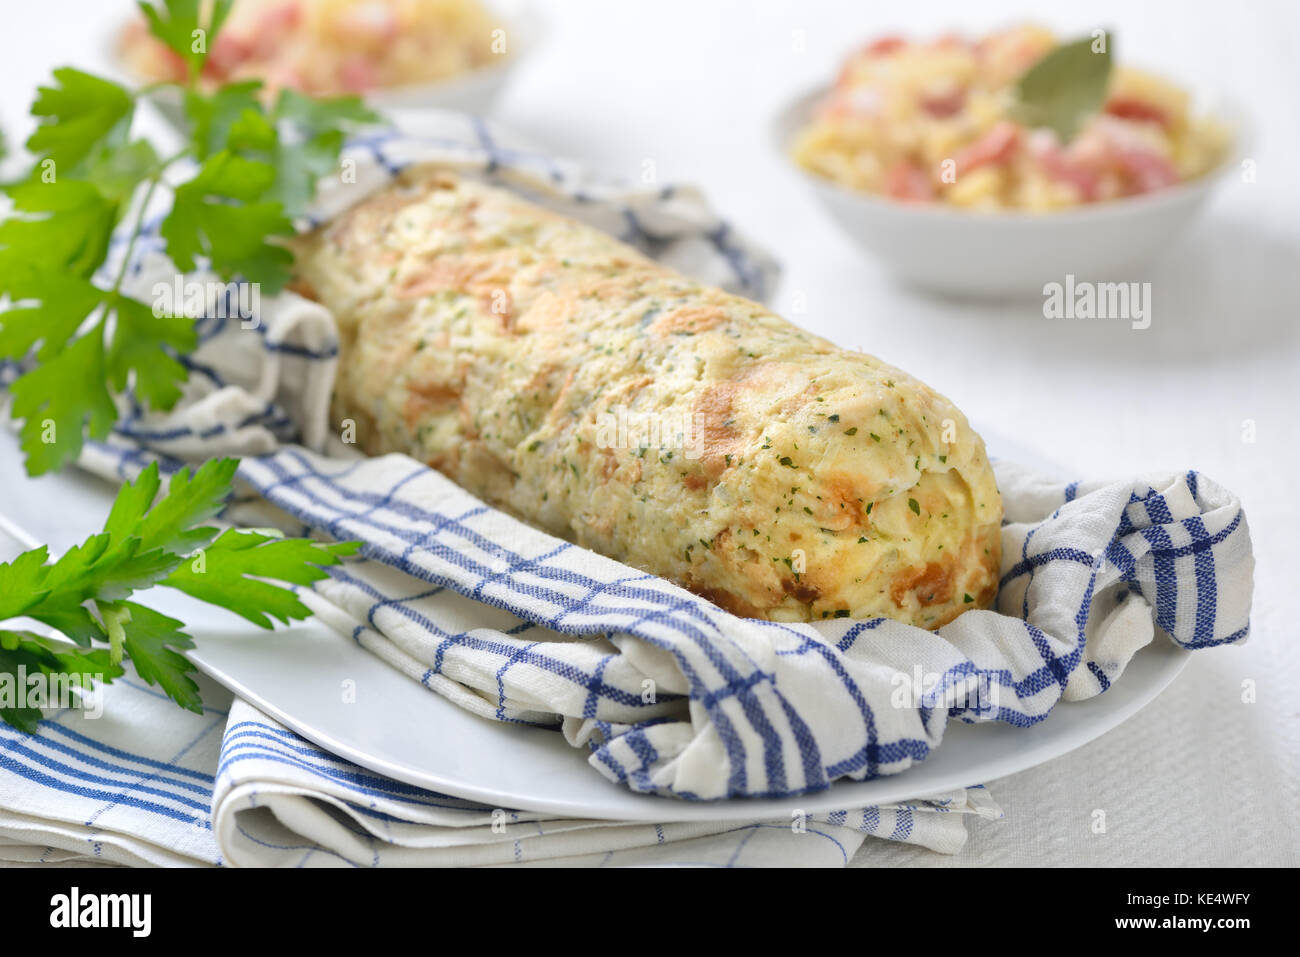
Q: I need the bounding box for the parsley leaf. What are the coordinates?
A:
[138,0,235,83]
[0,550,53,621]
[0,632,124,733]
[0,6,379,477]
[0,178,119,278]
[269,90,377,216]
[87,138,163,203]
[273,89,379,131]
[187,86,376,217]
[165,528,361,628]
[0,271,103,362]
[162,151,295,290]
[108,295,197,410]
[117,600,203,713]
[28,68,135,172]
[0,176,181,474]
[184,81,265,158]
[0,458,357,728]
[8,330,118,475]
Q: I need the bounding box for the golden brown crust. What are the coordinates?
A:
[290,168,1004,627]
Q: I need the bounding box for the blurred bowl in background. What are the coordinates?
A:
[773,85,1249,299]
[336,0,545,115]
[109,0,543,131]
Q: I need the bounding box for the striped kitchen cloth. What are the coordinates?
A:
[0,662,997,867]
[3,113,1255,807]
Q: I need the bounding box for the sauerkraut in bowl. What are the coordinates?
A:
[791,25,1231,211]
[117,0,509,98]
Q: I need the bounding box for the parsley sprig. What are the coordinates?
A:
[0,0,377,476]
[0,457,359,731]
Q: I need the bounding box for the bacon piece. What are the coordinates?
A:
[256,2,301,36]
[1113,146,1180,194]
[884,160,935,202]
[205,34,252,79]
[1092,118,1182,195]
[340,57,379,92]
[1028,130,1101,201]
[1104,97,1170,128]
[863,36,906,57]
[953,121,1020,175]
[928,32,969,50]
[921,87,966,117]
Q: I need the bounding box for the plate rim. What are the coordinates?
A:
[183,611,1189,821]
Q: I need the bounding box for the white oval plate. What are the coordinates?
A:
[0,427,1189,822]
[171,599,1188,822]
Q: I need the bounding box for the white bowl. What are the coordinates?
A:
[773,86,1248,298]
[111,0,542,129]
[348,0,545,116]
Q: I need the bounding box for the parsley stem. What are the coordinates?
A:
[106,149,190,299]
[99,604,132,667]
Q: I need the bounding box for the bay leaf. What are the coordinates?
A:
[1011,34,1114,143]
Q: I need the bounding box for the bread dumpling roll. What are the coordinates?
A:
[289,168,1003,628]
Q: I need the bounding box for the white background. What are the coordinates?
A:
[1,0,1297,866]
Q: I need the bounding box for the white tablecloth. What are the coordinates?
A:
[1,0,1296,866]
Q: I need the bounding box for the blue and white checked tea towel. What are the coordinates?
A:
[0,113,1254,862]
[0,663,996,867]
